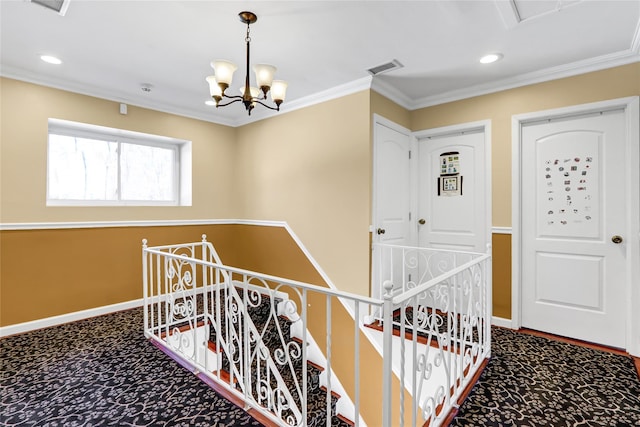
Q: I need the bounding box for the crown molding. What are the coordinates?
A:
[3,46,638,127]
[410,49,640,110]
[632,15,640,54]
[369,78,414,110]
[232,76,374,127]
[0,66,237,127]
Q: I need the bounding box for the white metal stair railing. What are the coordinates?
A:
[373,243,492,427]
[142,236,303,425]
[142,237,492,427]
[207,278,304,424]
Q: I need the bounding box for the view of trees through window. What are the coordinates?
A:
[47,122,180,205]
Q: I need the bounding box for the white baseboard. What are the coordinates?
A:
[0,299,144,337]
[0,281,287,338]
[492,316,514,329]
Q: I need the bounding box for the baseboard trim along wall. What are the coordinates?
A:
[0,299,144,337]
[492,316,514,329]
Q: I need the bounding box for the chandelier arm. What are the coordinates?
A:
[251,99,280,111]
[216,98,244,108]
[222,94,244,100]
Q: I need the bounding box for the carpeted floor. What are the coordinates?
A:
[2,309,640,426]
[450,327,640,427]
[0,307,263,427]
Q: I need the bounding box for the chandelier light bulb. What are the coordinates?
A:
[270,80,288,103]
[206,76,222,98]
[253,64,277,91]
[212,60,237,87]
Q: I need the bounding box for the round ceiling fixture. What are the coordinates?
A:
[40,55,62,65]
[480,53,503,64]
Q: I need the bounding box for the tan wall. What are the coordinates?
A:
[234,91,373,297]
[3,64,638,325]
[0,225,227,325]
[410,62,640,319]
[492,233,512,319]
[0,77,238,222]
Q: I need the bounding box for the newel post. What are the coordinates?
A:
[142,238,149,338]
[382,279,394,426]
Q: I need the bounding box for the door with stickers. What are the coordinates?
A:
[520,109,628,348]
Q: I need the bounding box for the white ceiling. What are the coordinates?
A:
[1,0,639,127]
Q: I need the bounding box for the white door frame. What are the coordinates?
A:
[511,96,640,356]
[413,120,493,255]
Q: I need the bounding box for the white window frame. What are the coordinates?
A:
[46,118,192,207]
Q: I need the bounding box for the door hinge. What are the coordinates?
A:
[409,212,412,221]
[409,150,412,159]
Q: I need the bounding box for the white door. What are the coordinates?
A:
[521,110,627,348]
[417,130,488,252]
[373,121,412,246]
[372,118,412,297]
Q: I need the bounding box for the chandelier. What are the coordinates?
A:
[206,11,287,116]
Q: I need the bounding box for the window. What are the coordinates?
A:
[47,119,191,206]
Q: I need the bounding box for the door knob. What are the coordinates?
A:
[611,235,623,244]
[418,218,426,225]
[377,228,386,235]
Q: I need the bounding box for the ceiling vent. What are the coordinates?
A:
[367,59,404,76]
[30,0,70,16]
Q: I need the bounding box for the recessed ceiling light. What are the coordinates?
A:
[40,55,62,65]
[480,53,503,64]
[205,100,215,106]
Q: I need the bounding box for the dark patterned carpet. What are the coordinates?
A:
[451,327,640,427]
[3,309,640,427]
[0,308,263,427]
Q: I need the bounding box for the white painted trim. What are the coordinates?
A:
[632,15,640,54]
[5,42,637,130]
[0,298,144,337]
[0,65,238,128]
[512,96,640,356]
[234,76,373,127]
[492,227,512,235]
[370,81,414,109]
[409,52,640,111]
[0,218,291,231]
[280,222,341,295]
[491,316,514,329]
[511,113,523,331]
